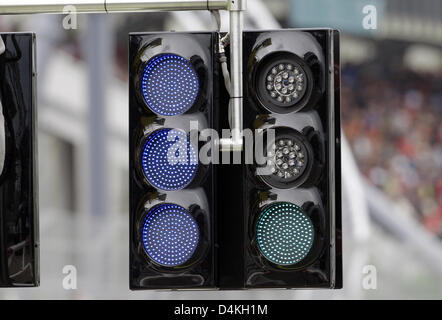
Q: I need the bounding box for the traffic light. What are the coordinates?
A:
[240,29,342,288]
[129,32,216,289]
[0,33,39,287]
[129,29,342,290]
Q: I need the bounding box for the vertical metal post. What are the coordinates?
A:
[220,0,246,151]
[229,8,243,151]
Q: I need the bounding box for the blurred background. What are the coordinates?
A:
[0,0,441,299]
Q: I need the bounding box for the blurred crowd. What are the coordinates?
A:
[342,62,442,238]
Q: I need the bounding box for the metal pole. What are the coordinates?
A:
[0,0,228,14]
[107,0,227,12]
[219,0,245,151]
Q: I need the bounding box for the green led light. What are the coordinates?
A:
[256,202,314,266]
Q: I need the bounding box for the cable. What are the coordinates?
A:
[219,32,231,94]
[210,11,233,127]
[210,9,221,31]
[220,51,231,96]
[217,32,234,127]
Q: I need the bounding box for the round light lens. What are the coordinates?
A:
[141,128,198,191]
[256,202,314,266]
[254,53,315,114]
[266,137,308,180]
[265,62,307,106]
[141,53,199,116]
[142,203,200,267]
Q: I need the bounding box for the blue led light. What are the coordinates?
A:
[141,128,198,191]
[142,203,200,267]
[141,53,199,116]
[256,202,314,266]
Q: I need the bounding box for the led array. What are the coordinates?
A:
[256,202,314,266]
[266,137,307,179]
[141,128,198,191]
[142,203,200,267]
[141,53,199,116]
[266,62,306,104]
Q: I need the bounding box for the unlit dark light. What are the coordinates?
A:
[267,137,307,180]
[265,62,306,106]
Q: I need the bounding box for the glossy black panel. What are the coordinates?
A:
[129,32,216,289]
[0,33,39,287]
[129,29,341,290]
[242,29,341,289]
